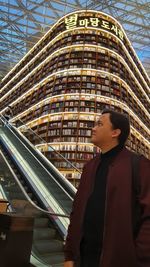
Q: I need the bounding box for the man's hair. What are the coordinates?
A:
[102,109,130,146]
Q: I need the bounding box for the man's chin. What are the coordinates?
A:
[91,138,101,148]
[91,137,96,145]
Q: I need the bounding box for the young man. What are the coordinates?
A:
[64,109,150,267]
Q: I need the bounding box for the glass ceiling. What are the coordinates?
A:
[0,0,150,79]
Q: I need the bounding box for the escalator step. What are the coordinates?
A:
[41,252,64,265]
[34,239,63,254]
[34,217,49,227]
[34,228,56,240]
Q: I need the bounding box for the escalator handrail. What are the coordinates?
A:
[0,115,77,196]
[0,130,72,223]
[11,123,77,196]
[0,149,69,218]
[0,119,74,201]
[10,115,81,174]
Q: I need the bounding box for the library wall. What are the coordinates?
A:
[0,10,149,187]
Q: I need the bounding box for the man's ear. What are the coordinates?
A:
[112,128,121,138]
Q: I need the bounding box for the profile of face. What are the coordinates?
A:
[91,113,120,148]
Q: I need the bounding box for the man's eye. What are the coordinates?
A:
[96,121,102,126]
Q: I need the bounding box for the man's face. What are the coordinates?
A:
[91,113,119,148]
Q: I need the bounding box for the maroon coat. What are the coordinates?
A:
[64,147,150,267]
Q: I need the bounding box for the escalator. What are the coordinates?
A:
[0,118,77,266]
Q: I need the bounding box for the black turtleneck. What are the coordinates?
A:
[80,144,123,267]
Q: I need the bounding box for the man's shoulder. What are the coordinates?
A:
[121,147,150,164]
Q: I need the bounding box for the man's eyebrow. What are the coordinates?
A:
[96,119,103,124]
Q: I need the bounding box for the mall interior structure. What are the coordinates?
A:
[0,1,149,267]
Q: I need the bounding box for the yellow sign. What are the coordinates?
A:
[65,14,124,41]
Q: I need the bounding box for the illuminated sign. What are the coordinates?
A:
[64,14,124,41]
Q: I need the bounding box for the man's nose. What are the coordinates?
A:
[92,127,96,133]
[92,124,97,130]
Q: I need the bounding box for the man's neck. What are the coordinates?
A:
[100,142,120,154]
